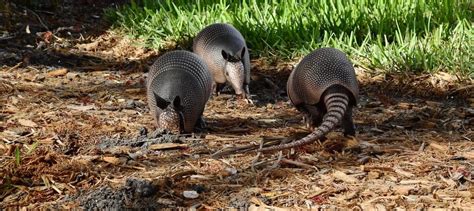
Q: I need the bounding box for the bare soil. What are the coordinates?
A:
[1,1,473,210]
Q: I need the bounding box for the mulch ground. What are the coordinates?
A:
[1,1,473,209]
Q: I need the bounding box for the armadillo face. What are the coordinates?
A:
[157,107,182,133]
[224,61,245,96]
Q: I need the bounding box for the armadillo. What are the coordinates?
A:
[147,50,213,133]
[192,23,251,101]
[258,47,359,152]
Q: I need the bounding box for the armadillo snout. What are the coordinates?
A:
[157,108,181,133]
[224,61,245,95]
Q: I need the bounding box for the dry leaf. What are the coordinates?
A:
[47,68,68,77]
[18,119,38,127]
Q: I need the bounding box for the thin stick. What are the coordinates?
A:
[280,158,317,170]
[251,138,265,171]
[211,139,285,158]
[6,62,22,72]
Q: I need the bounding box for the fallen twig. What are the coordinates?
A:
[6,62,22,72]
[251,138,265,171]
[211,138,289,158]
[280,158,317,170]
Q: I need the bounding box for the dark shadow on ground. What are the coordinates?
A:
[0,0,157,71]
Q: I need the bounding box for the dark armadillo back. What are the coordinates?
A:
[192,23,250,88]
[287,47,358,107]
[257,48,358,152]
[147,50,212,133]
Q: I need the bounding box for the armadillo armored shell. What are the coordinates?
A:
[192,23,250,88]
[287,47,359,106]
[147,50,213,133]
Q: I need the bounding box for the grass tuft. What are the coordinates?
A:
[106,0,473,77]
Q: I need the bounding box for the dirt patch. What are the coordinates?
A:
[66,178,169,210]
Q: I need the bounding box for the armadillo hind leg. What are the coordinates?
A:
[341,105,355,136]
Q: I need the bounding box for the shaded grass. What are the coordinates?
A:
[106,0,473,77]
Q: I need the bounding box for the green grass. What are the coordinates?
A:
[106,0,473,77]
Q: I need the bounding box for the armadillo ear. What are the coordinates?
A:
[172,96,184,111]
[221,50,229,61]
[154,92,170,109]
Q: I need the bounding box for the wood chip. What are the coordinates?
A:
[429,142,449,152]
[47,68,68,77]
[18,119,38,127]
[367,171,381,179]
[67,104,96,111]
[72,155,100,165]
[440,176,457,187]
[102,156,121,165]
[148,143,188,150]
[333,170,359,183]
[394,168,415,178]
[393,185,415,195]
[399,180,432,185]
[374,204,387,211]
[38,138,54,144]
[456,151,474,160]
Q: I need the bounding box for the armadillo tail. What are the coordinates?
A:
[258,93,349,152]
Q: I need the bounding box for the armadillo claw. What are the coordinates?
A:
[244,97,254,105]
[236,94,254,105]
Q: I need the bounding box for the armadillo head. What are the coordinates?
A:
[221,47,245,96]
[154,94,184,134]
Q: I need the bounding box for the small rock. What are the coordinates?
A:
[66,72,79,80]
[183,190,199,199]
[36,74,46,81]
[125,100,136,109]
[225,167,238,175]
[125,178,156,197]
[139,127,148,136]
[191,184,206,193]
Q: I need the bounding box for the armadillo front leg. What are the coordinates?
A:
[242,83,254,104]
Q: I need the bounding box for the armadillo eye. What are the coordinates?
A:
[225,71,229,76]
[221,50,228,60]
